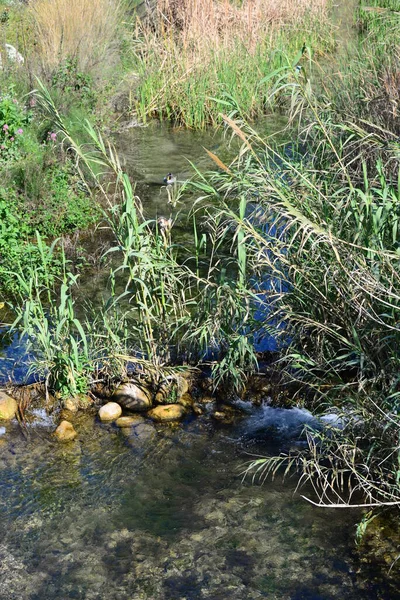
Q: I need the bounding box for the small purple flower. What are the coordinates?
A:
[49,132,57,141]
[12,99,17,104]
[16,128,23,135]
[1,145,5,150]
[10,137,14,141]
[3,124,8,131]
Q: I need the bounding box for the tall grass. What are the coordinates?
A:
[130,0,333,127]
[9,81,258,398]
[30,0,121,76]
[11,234,91,399]
[194,73,400,509]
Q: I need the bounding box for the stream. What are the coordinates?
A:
[0,404,396,600]
[1,102,400,598]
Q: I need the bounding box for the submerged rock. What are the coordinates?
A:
[54,420,77,442]
[113,382,152,411]
[147,404,186,422]
[0,392,18,420]
[99,402,122,422]
[115,415,145,428]
[64,394,92,412]
[128,422,156,443]
[212,404,244,425]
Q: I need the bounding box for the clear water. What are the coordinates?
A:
[0,407,395,600]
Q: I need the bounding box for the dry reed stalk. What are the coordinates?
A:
[157,0,328,50]
[30,0,120,74]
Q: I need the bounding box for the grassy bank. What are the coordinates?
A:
[130,0,333,127]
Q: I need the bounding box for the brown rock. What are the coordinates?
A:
[0,391,18,420]
[63,397,78,412]
[99,402,122,422]
[64,394,92,412]
[115,415,145,428]
[113,382,152,412]
[197,395,215,404]
[212,404,243,425]
[54,420,77,442]
[177,392,194,409]
[147,404,186,422]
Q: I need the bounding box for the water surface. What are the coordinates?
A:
[0,406,396,599]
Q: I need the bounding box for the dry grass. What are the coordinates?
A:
[30,0,121,75]
[156,0,328,50]
[131,0,332,126]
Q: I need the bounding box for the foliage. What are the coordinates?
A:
[51,58,97,110]
[0,188,62,296]
[11,234,91,399]
[0,88,31,162]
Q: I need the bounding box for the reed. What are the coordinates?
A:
[10,81,258,397]
[131,0,333,127]
[194,78,400,509]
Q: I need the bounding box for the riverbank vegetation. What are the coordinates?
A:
[131,0,333,127]
[1,0,400,531]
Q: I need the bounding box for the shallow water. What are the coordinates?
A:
[0,405,395,600]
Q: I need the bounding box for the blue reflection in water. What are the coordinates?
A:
[0,327,37,385]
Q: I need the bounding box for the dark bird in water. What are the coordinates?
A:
[163,173,176,185]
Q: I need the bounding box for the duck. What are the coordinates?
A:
[157,217,172,233]
[163,173,176,185]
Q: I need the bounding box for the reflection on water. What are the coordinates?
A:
[0,409,396,599]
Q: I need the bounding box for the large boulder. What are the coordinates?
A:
[177,392,194,409]
[113,382,152,412]
[54,420,77,442]
[99,402,122,422]
[0,392,18,420]
[147,404,186,422]
[155,375,190,405]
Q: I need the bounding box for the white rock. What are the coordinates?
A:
[5,44,24,64]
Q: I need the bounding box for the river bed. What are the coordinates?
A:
[0,404,396,600]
